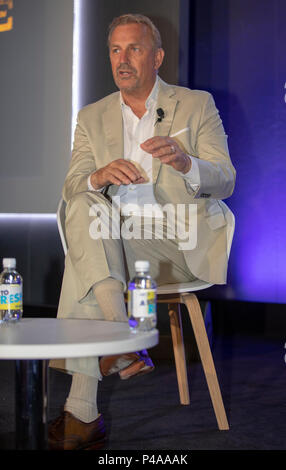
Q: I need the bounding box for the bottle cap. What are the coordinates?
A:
[3,258,16,269]
[135,260,150,272]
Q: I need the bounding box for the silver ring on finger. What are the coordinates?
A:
[170,144,175,154]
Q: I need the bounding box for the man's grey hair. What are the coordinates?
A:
[107,13,162,50]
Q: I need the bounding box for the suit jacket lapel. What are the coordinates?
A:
[102,94,124,162]
[153,78,178,182]
[102,79,178,182]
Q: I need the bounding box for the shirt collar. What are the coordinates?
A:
[120,75,159,110]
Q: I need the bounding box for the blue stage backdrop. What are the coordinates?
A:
[188,0,286,303]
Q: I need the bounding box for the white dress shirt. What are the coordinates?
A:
[88,76,200,216]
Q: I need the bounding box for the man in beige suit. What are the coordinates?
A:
[49,14,236,450]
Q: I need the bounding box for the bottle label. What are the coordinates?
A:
[0,284,22,311]
[128,289,156,318]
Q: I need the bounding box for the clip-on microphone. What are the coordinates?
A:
[155,108,165,125]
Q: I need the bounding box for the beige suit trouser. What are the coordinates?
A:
[51,191,196,378]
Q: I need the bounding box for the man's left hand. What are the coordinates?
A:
[140,136,192,174]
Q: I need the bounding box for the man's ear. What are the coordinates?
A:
[154,48,165,71]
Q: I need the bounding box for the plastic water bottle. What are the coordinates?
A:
[128,260,157,333]
[0,258,23,322]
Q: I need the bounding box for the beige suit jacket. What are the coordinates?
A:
[63,77,236,284]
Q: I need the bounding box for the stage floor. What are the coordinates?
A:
[0,329,285,451]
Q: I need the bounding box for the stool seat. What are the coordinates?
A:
[157,281,213,295]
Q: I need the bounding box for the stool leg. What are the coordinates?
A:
[181,293,229,430]
[168,303,190,405]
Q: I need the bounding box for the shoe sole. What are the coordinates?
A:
[99,353,140,377]
[119,361,155,380]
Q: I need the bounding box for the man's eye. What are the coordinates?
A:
[112,48,119,54]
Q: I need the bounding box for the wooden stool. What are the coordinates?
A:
[157,281,229,430]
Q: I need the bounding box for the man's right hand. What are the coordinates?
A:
[90,159,146,190]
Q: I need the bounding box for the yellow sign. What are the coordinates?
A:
[0,0,13,32]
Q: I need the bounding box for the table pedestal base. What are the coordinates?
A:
[15,359,48,450]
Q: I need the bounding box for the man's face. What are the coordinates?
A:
[109,23,164,97]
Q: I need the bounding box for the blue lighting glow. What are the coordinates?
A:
[198,0,286,303]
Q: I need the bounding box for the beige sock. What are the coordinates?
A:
[92,277,128,322]
[64,373,99,423]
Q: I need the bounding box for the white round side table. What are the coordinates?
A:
[0,318,158,450]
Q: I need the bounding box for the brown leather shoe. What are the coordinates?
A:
[48,411,106,450]
[99,350,154,380]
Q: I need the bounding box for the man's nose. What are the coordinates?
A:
[119,49,130,64]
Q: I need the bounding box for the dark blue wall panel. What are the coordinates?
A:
[189,0,286,303]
